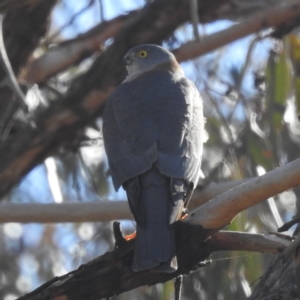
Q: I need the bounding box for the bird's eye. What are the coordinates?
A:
[137,50,147,58]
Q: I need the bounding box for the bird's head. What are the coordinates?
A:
[123,44,182,80]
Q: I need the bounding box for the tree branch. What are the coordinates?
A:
[174,0,300,62]
[23,0,300,84]
[209,231,291,254]
[0,0,227,198]
[1,0,300,200]
[1,149,299,229]
[187,157,300,229]
[17,230,291,300]
[14,159,300,299]
[0,179,248,223]
[23,13,134,84]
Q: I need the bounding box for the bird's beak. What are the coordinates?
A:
[122,55,133,66]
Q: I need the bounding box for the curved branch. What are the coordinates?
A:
[187,158,300,229]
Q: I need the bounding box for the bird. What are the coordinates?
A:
[103,44,204,273]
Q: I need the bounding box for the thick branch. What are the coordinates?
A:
[187,158,300,229]
[14,158,300,298]
[17,230,291,300]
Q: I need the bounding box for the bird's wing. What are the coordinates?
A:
[155,76,204,187]
[103,70,203,191]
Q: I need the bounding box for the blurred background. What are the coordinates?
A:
[1,0,300,299]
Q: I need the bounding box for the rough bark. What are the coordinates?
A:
[17,227,290,300]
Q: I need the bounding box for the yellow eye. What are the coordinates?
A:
[137,50,147,58]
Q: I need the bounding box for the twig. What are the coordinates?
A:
[174,0,300,62]
[98,0,104,22]
[189,0,201,41]
[174,276,183,300]
[201,124,248,187]
[48,0,96,42]
[0,15,28,112]
[227,34,260,123]
[0,14,37,128]
[278,215,300,232]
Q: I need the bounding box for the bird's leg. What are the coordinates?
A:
[174,275,183,300]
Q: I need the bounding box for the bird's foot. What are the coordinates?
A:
[180,211,188,220]
[124,232,136,241]
[113,221,137,249]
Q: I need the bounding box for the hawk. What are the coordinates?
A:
[103,44,204,272]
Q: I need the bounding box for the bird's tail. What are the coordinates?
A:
[132,166,179,273]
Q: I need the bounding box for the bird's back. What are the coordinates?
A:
[103,66,204,272]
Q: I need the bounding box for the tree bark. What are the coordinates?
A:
[17,228,290,300]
